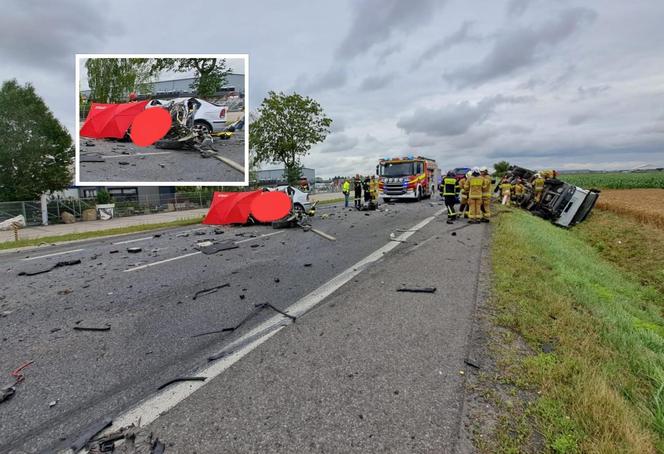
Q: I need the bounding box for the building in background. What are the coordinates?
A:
[256,168,316,187]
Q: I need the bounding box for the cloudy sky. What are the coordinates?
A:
[1,0,663,177]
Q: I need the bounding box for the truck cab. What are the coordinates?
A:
[377,156,440,202]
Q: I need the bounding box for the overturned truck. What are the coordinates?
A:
[504,166,600,227]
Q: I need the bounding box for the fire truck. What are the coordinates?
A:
[377,156,441,202]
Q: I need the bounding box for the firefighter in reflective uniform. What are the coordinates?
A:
[500,178,513,205]
[369,176,379,208]
[533,173,545,203]
[513,178,525,205]
[362,176,371,206]
[442,171,458,224]
[354,175,362,209]
[464,168,485,224]
[342,179,351,208]
[458,171,470,218]
[480,166,492,222]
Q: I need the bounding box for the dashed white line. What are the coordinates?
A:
[102,209,443,435]
[112,236,154,245]
[22,249,85,261]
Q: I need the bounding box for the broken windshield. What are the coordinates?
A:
[380,162,415,177]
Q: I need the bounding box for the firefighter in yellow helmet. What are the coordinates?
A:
[458,171,470,218]
[369,175,379,208]
[479,166,492,222]
[464,168,485,224]
[533,173,545,203]
[441,170,459,224]
[513,178,525,205]
[500,177,513,206]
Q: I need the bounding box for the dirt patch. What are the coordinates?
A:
[596,188,664,229]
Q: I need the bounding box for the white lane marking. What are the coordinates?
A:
[102,209,443,434]
[22,249,85,261]
[235,230,284,244]
[101,152,172,158]
[112,236,153,245]
[123,252,202,272]
[122,231,285,272]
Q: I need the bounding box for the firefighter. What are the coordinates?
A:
[533,173,545,203]
[500,177,512,206]
[513,178,525,205]
[458,171,470,219]
[362,176,371,208]
[480,166,492,223]
[342,179,351,208]
[442,171,458,224]
[464,168,485,224]
[369,175,379,208]
[354,175,362,209]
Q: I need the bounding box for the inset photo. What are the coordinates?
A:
[76,54,247,186]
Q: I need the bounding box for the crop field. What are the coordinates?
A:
[595,189,664,229]
[560,171,664,189]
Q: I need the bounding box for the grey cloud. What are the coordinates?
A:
[336,0,442,59]
[568,114,591,126]
[0,0,121,74]
[375,43,402,65]
[360,73,396,91]
[445,7,597,87]
[320,133,359,153]
[397,95,532,137]
[486,141,664,160]
[414,21,482,68]
[506,0,531,17]
[329,117,346,133]
[577,84,610,99]
[301,67,347,93]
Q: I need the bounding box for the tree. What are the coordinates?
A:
[0,80,73,201]
[250,91,332,185]
[85,58,154,103]
[493,160,511,176]
[151,58,230,98]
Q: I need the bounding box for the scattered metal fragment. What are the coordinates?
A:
[464,358,480,369]
[274,278,280,283]
[157,376,207,390]
[153,233,162,238]
[109,250,119,254]
[199,240,239,255]
[192,283,230,300]
[176,232,189,238]
[303,263,312,267]
[194,230,207,236]
[118,161,130,165]
[127,247,142,253]
[397,287,437,293]
[451,232,457,236]
[0,386,16,403]
[49,400,58,408]
[214,228,224,234]
[255,302,297,321]
[18,259,81,276]
[69,417,113,451]
[73,325,111,332]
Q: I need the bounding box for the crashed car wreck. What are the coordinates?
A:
[502,165,600,227]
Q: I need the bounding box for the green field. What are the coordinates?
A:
[559,171,664,189]
[482,208,664,453]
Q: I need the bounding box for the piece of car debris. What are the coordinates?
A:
[80,155,105,163]
[0,385,16,403]
[303,263,312,267]
[153,233,162,238]
[194,230,207,236]
[198,240,239,255]
[127,247,142,253]
[192,283,230,300]
[464,358,480,369]
[118,161,130,165]
[18,259,81,276]
[68,417,113,452]
[73,325,111,332]
[49,400,58,408]
[109,249,119,254]
[214,228,224,234]
[157,376,207,390]
[396,287,437,293]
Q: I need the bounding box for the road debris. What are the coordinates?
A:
[109,249,119,254]
[127,247,142,253]
[214,228,224,234]
[0,385,16,403]
[397,287,437,293]
[18,259,81,276]
[80,155,105,163]
[68,417,113,452]
[192,283,230,300]
[303,263,312,267]
[192,302,295,338]
[464,358,481,369]
[157,376,207,390]
[198,240,239,255]
[49,400,58,408]
[73,325,111,332]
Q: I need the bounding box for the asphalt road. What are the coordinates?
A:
[78,136,245,183]
[0,200,489,453]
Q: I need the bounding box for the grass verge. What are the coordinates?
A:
[483,208,664,453]
[0,217,203,251]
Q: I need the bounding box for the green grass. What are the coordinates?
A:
[0,217,203,250]
[559,171,664,189]
[487,208,664,453]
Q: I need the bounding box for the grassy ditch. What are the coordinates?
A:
[0,217,203,251]
[486,208,664,453]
